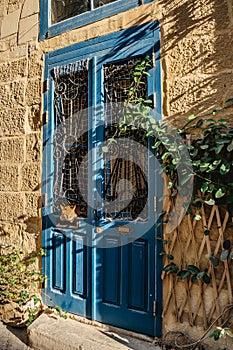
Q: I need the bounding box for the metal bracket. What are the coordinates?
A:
[43,111,49,124]
[154,196,157,212]
[153,300,157,316]
[43,78,49,92]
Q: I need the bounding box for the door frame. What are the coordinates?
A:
[42,21,163,337]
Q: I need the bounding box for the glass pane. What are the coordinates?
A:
[51,0,90,24]
[103,58,149,221]
[94,0,118,8]
[53,63,89,221]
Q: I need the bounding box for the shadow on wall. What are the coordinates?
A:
[159,0,233,121]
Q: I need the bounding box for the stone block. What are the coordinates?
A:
[214,0,231,30]
[26,79,41,106]
[0,82,25,109]
[25,216,40,233]
[28,54,42,78]
[168,75,214,116]
[0,107,26,136]
[18,14,39,44]
[9,43,28,60]
[0,223,20,249]
[28,105,41,131]
[0,40,9,52]
[168,71,233,118]
[21,164,40,191]
[0,9,20,38]
[21,0,39,18]
[11,81,25,104]
[0,193,24,221]
[0,165,19,191]
[0,58,27,82]
[166,35,217,77]
[26,133,41,162]
[208,33,233,72]
[24,192,41,217]
[0,137,25,163]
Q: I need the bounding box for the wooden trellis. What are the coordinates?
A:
[162,203,233,329]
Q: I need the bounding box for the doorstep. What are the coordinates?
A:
[28,313,162,350]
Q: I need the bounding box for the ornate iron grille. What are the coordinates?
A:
[104,58,149,221]
[53,60,89,220]
[51,0,117,24]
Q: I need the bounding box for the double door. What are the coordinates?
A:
[42,21,162,336]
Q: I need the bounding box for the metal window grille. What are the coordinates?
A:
[53,59,89,219]
[103,58,149,221]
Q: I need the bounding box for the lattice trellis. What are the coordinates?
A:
[162,197,233,329]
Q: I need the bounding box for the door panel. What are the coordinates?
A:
[52,232,66,292]
[128,239,148,311]
[102,238,121,305]
[95,232,155,335]
[72,234,87,297]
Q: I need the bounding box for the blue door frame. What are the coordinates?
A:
[42,21,163,336]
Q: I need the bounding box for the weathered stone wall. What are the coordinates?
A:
[0,0,42,257]
[0,0,232,347]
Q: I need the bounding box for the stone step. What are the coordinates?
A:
[0,322,31,350]
[28,313,162,350]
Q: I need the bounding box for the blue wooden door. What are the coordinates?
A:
[42,22,162,336]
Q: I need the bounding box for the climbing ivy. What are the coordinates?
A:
[0,247,46,326]
[103,56,233,220]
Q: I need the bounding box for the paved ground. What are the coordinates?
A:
[28,313,162,350]
[0,322,31,350]
[1,314,163,350]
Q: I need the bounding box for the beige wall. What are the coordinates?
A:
[0,0,233,347]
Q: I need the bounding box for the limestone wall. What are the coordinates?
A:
[0,0,233,347]
[0,0,42,256]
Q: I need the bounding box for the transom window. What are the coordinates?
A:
[40,0,154,40]
[51,0,118,24]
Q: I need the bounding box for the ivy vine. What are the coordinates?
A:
[103,56,233,219]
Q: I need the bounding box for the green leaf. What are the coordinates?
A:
[209,256,219,267]
[188,265,200,274]
[102,146,108,153]
[215,187,226,199]
[188,114,196,121]
[220,163,231,175]
[209,329,220,341]
[215,143,224,154]
[197,271,205,279]
[167,254,174,260]
[202,273,211,284]
[227,140,233,152]
[200,144,209,150]
[204,199,215,206]
[167,182,173,189]
[163,263,179,274]
[201,182,209,193]
[191,275,197,283]
[197,272,211,284]
[178,270,191,280]
[223,239,231,250]
[162,152,171,160]
[220,249,229,261]
[200,163,210,172]
[195,120,203,128]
